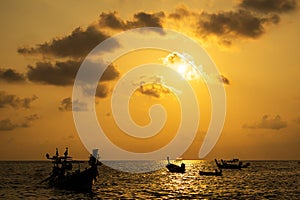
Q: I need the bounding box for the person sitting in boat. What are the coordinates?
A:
[88,154,97,166]
[58,165,65,179]
[181,163,185,170]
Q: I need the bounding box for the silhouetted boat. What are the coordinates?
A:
[42,148,101,192]
[215,159,250,169]
[215,159,242,169]
[199,169,222,176]
[224,158,239,163]
[166,157,185,173]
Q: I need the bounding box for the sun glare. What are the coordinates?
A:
[163,52,200,80]
[177,64,187,74]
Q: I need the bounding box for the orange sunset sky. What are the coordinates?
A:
[0,0,299,160]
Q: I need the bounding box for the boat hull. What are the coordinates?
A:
[48,165,98,192]
[166,164,185,173]
[199,171,222,176]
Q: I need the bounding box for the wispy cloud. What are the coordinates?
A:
[20,114,40,128]
[243,115,288,130]
[0,114,40,131]
[0,91,37,109]
[58,97,88,112]
[293,116,300,124]
[0,119,18,131]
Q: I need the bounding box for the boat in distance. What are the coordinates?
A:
[166,156,186,173]
[215,159,250,169]
[199,169,222,176]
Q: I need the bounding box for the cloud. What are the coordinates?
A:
[169,5,195,19]
[218,75,230,85]
[27,60,80,86]
[0,119,17,131]
[294,116,300,124]
[239,0,297,14]
[18,26,119,58]
[99,11,165,30]
[20,114,40,128]
[27,60,119,86]
[58,97,88,112]
[0,91,37,109]
[58,97,72,111]
[100,64,120,82]
[137,83,172,98]
[96,84,109,98]
[166,4,293,46]
[133,76,178,98]
[0,68,26,83]
[243,115,288,130]
[138,83,171,98]
[0,114,40,131]
[198,9,279,40]
[18,3,298,62]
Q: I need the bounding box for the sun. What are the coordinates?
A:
[163,52,200,80]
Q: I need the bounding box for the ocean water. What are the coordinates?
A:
[0,160,299,199]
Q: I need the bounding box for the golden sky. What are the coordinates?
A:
[0,0,299,160]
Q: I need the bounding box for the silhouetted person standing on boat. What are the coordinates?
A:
[64,147,68,157]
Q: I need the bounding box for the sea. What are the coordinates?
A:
[0,160,299,199]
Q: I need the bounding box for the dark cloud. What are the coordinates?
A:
[0,68,26,83]
[100,64,120,82]
[96,84,109,98]
[131,12,165,28]
[18,26,119,58]
[0,91,37,109]
[27,60,119,86]
[99,11,125,29]
[0,119,17,131]
[58,97,88,112]
[243,115,287,130]
[199,9,279,40]
[137,83,172,98]
[99,11,165,30]
[218,75,230,85]
[239,0,297,14]
[27,60,81,86]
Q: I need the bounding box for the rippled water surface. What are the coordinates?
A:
[0,160,299,199]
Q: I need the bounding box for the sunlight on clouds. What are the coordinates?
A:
[163,52,200,81]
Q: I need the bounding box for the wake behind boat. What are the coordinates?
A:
[42,148,101,192]
[166,157,185,173]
